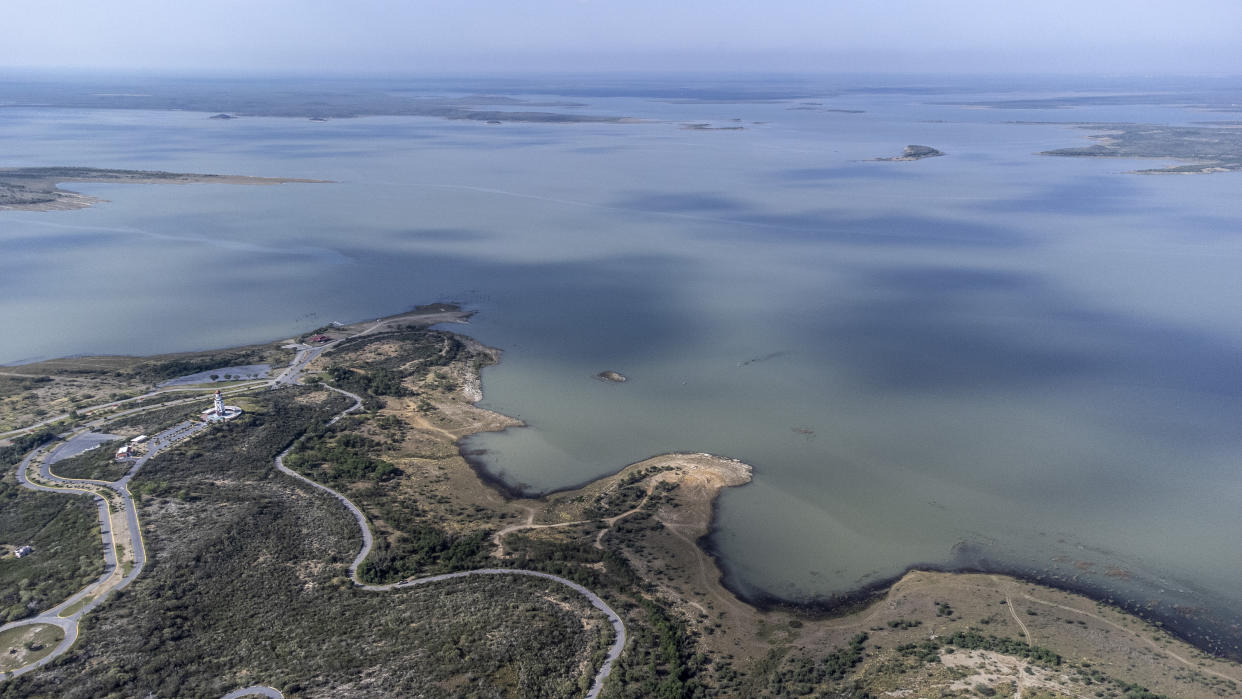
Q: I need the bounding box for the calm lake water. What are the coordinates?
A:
[3,76,1240,653]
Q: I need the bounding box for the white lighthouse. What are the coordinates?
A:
[203,389,243,422]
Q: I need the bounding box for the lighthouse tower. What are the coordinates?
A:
[203,389,242,423]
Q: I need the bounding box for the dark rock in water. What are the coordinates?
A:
[874,144,944,161]
[486,120,503,125]
[596,370,627,383]
[209,113,238,120]
[309,116,328,122]
[901,145,943,158]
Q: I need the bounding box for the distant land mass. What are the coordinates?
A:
[0,167,328,211]
[942,91,1242,112]
[0,79,630,123]
[1039,123,1242,173]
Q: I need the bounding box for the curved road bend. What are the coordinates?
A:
[221,687,283,699]
[272,387,627,699]
[0,339,340,681]
[0,416,207,678]
[6,321,626,696]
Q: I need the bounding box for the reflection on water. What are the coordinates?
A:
[2,77,1241,654]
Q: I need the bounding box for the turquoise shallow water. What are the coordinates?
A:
[2,76,1241,653]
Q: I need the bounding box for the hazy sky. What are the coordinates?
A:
[3,0,1241,75]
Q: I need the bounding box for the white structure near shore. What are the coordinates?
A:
[202,390,243,422]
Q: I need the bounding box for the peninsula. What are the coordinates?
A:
[0,167,328,212]
[1040,122,1242,173]
[2,307,1239,697]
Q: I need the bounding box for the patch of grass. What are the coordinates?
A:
[57,596,92,618]
[0,623,63,673]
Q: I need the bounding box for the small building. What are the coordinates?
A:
[115,444,133,460]
[14,545,33,558]
[308,334,331,343]
[130,435,148,444]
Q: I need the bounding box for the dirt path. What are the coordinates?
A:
[491,505,537,554]
[992,576,1033,644]
[1019,591,1242,685]
[406,412,461,442]
[656,515,750,618]
[493,481,660,557]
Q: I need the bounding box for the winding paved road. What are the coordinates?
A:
[220,687,283,699]
[5,314,627,698]
[271,384,627,699]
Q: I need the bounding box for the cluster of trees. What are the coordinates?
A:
[0,428,57,467]
[581,466,670,520]
[760,633,869,695]
[358,526,490,582]
[323,330,468,404]
[284,430,400,484]
[327,365,408,398]
[132,349,267,382]
[898,629,1061,667]
[0,480,103,623]
[607,597,708,699]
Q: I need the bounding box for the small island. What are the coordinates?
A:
[874,144,945,161]
[0,167,329,212]
[208,113,237,120]
[595,370,627,383]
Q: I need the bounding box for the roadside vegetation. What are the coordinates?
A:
[0,429,58,469]
[0,480,102,623]
[1,389,608,698]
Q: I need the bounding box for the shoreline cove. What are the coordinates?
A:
[436,317,1242,665]
[5,305,1241,670]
